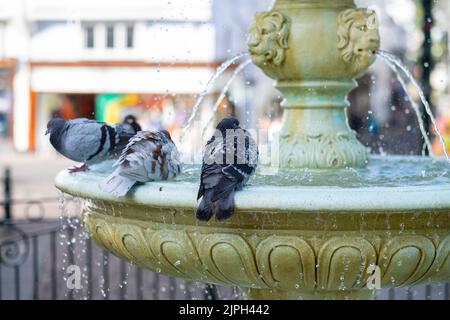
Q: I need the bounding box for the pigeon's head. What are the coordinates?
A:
[216,117,240,133]
[46,118,66,136]
[124,115,137,125]
[123,115,142,133]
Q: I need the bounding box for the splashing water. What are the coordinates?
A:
[181,52,249,142]
[201,59,253,140]
[179,155,450,188]
[376,52,434,157]
[377,51,450,162]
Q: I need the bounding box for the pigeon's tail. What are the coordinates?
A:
[196,190,214,222]
[100,171,136,197]
[216,190,235,221]
[210,178,237,221]
[196,187,236,222]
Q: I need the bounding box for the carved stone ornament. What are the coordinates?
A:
[84,211,450,299]
[337,8,381,75]
[248,11,290,69]
[277,132,369,168]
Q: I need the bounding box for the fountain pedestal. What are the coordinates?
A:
[248,0,379,168]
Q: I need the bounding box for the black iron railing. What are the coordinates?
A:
[0,216,228,300]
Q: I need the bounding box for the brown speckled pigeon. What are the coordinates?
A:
[100,130,181,197]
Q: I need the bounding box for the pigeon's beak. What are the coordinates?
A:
[45,129,50,135]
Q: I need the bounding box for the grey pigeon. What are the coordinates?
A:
[46,117,139,173]
[100,130,181,197]
[197,117,258,222]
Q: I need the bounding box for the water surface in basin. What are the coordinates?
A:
[93,156,450,189]
[179,156,450,189]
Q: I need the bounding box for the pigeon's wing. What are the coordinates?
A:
[197,136,224,200]
[232,129,258,186]
[209,130,258,202]
[109,123,136,157]
[160,139,182,179]
[115,131,176,183]
[210,165,242,202]
[60,121,108,163]
[240,130,258,168]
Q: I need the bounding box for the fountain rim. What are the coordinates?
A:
[55,156,450,213]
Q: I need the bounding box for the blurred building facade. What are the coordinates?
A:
[0,0,214,152]
[0,0,274,154]
[2,0,450,157]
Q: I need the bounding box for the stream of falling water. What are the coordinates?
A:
[58,192,135,299]
[201,59,253,140]
[180,52,249,142]
[377,51,450,162]
[377,52,434,157]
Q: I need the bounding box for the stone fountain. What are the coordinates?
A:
[55,0,450,300]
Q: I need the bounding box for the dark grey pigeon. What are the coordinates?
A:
[46,118,138,173]
[100,130,181,197]
[196,117,258,222]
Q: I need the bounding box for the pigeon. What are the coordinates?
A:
[46,117,140,173]
[122,115,142,133]
[100,130,181,197]
[197,117,258,222]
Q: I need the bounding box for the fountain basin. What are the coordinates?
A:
[55,156,450,300]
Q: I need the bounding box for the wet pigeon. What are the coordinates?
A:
[46,117,139,173]
[100,130,181,197]
[197,117,258,222]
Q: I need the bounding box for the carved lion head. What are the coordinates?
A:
[337,9,380,74]
[248,12,290,69]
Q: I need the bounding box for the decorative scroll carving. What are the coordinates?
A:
[198,234,266,288]
[379,236,436,287]
[89,217,128,261]
[420,236,450,283]
[317,238,377,290]
[84,212,448,295]
[248,11,290,69]
[256,236,315,290]
[85,215,159,270]
[278,132,369,168]
[149,230,207,281]
[337,9,380,75]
